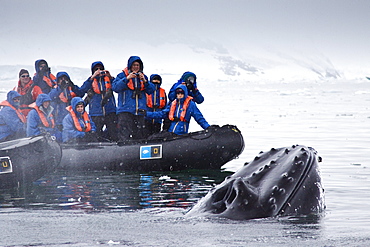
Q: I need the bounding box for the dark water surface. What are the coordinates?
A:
[1,80,370,246]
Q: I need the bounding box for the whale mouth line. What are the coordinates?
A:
[277,148,316,215]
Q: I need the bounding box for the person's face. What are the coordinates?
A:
[94,66,104,74]
[13,97,21,102]
[131,62,141,73]
[176,91,184,99]
[20,73,30,85]
[76,104,84,113]
[58,76,69,84]
[42,101,50,109]
[39,63,47,71]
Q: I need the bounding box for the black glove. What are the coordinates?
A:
[172,117,180,122]
[186,82,194,91]
[138,109,147,116]
[69,80,75,87]
[60,80,68,89]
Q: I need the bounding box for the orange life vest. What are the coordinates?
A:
[0,101,27,123]
[34,73,57,88]
[168,96,193,122]
[29,103,55,128]
[92,76,111,94]
[146,88,166,109]
[123,67,145,91]
[59,87,77,103]
[66,106,92,132]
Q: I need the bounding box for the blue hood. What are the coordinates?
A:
[35,94,52,107]
[6,90,21,108]
[56,71,71,81]
[127,56,143,72]
[71,97,85,112]
[175,84,188,102]
[180,72,196,83]
[91,61,104,74]
[150,74,162,87]
[35,59,48,73]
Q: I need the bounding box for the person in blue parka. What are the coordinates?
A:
[62,97,97,143]
[27,94,56,138]
[0,91,26,142]
[112,56,155,141]
[49,71,84,141]
[33,59,57,94]
[80,61,117,141]
[168,72,204,104]
[145,74,167,135]
[145,84,210,135]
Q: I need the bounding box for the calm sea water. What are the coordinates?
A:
[0,79,369,246]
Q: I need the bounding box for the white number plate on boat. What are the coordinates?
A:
[140,145,162,160]
[0,156,13,174]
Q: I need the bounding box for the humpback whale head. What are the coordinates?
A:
[186,145,325,220]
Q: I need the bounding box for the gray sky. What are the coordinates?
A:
[1,0,370,78]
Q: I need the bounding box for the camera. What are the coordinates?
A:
[100,71,105,75]
[134,73,140,77]
[60,80,67,88]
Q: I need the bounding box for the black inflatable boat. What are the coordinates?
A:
[59,125,244,171]
[0,135,62,189]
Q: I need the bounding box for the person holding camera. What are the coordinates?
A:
[112,56,155,142]
[168,72,204,104]
[49,71,84,141]
[33,59,57,94]
[80,61,117,142]
[62,97,97,143]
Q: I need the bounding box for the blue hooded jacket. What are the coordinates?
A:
[62,97,96,143]
[168,72,204,104]
[0,91,26,141]
[33,59,56,94]
[79,61,116,116]
[49,71,84,126]
[145,74,167,124]
[146,84,210,135]
[27,94,56,137]
[112,56,155,115]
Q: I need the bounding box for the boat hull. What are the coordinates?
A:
[59,125,245,171]
[0,135,62,189]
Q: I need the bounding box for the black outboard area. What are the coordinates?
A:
[186,145,325,220]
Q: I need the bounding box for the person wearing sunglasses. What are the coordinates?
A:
[33,59,57,94]
[0,91,26,142]
[13,69,42,117]
[143,84,210,136]
[79,61,117,142]
[168,72,204,104]
[112,56,155,142]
